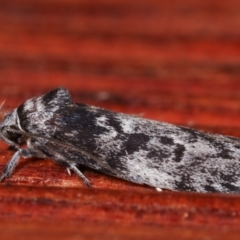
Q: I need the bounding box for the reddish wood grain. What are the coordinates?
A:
[0,0,240,239]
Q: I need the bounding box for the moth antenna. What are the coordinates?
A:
[0,100,5,108]
[0,100,5,111]
[66,168,71,176]
[0,100,6,118]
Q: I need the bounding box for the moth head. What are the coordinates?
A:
[0,109,25,147]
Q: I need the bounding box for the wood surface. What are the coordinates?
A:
[0,0,240,239]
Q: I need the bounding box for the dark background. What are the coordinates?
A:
[0,0,240,239]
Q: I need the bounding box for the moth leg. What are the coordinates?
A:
[20,148,47,159]
[0,148,46,182]
[0,150,21,182]
[69,164,91,187]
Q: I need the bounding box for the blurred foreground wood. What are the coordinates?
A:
[1,185,240,240]
[0,0,240,239]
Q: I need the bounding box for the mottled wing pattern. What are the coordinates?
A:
[1,86,236,194]
[18,94,240,193]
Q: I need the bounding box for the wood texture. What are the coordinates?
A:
[0,0,240,239]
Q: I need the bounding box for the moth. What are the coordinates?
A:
[0,87,240,194]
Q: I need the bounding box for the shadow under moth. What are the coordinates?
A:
[0,87,240,194]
